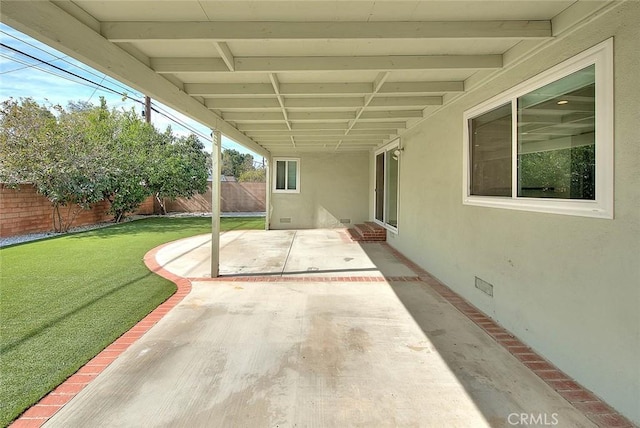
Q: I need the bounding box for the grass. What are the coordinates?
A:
[0,216,264,426]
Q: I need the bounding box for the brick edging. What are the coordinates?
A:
[381,243,635,428]
[9,241,192,428]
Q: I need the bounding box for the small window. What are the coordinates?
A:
[463,39,613,218]
[273,158,300,193]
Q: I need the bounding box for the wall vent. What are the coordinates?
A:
[279,217,292,223]
[475,276,494,297]
[340,218,351,224]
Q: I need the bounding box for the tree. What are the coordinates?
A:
[221,149,254,179]
[147,133,209,214]
[238,168,266,183]
[100,108,157,222]
[1,97,211,228]
[0,98,111,231]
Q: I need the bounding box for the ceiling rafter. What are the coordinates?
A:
[101,20,552,41]
[213,42,235,71]
[245,129,396,136]
[268,73,296,147]
[0,0,270,157]
[151,55,503,73]
[337,72,389,150]
[185,81,463,97]
[235,122,406,131]
[204,96,441,110]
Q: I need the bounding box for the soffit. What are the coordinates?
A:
[10,0,602,154]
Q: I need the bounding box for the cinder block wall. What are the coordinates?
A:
[165,181,266,213]
[0,184,113,237]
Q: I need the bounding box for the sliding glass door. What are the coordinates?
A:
[374,140,400,231]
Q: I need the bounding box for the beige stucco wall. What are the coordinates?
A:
[269,152,369,229]
[381,3,640,423]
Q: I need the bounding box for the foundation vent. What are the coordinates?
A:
[340,218,351,224]
[279,217,292,223]
[475,277,494,297]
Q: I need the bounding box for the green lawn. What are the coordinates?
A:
[0,216,264,426]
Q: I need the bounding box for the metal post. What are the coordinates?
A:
[211,130,221,277]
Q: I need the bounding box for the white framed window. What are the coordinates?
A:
[463,38,613,219]
[374,139,400,232]
[273,158,300,193]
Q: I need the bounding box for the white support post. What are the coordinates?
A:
[211,130,222,277]
[265,157,271,230]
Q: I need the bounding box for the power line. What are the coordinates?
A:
[1,43,211,142]
[0,41,258,155]
[1,42,129,100]
[0,53,108,91]
[0,29,139,97]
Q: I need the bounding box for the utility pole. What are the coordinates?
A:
[144,96,151,123]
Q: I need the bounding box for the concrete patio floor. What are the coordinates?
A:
[45,229,597,427]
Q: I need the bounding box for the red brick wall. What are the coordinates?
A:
[165,181,266,213]
[0,184,155,238]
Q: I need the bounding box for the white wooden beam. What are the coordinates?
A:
[288,111,356,121]
[246,129,395,137]
[186,81,463,97]
[205,98,281,110]
[358,110,423,120]
[379,81,464,94]
[214,42,235,71]
[236,121,406,132]
[280,82,372,96]
[237,123,292,131]
[153,55,503,73]
[337,71,389,150]
[352,122,406,129]
[223,112,288,122]
[284,97,364,109]
[102,20,552,41]
[185,83,276,96]
[368,96,442,107]
[0,1,270,158]
[268,73,293,135]
[255,134,390,141]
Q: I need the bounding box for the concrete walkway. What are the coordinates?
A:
[44,230,600,427]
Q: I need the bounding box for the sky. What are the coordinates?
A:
[0,23,261,162]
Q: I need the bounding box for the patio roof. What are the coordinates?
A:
[0,1,613,155]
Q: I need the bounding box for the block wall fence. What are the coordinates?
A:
[1,182,265,238]
[165,181,265,213]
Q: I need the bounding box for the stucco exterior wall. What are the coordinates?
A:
[270,152,369,229]
[382,3,640,423]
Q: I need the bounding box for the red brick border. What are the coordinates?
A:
[9,241,192,428]
[382,243,636,428]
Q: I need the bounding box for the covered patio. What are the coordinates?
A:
[3,1,638,425]
[43,230,597,427]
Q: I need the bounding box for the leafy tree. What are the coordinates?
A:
[1,97,211,228]
[0,98,110,231]
[147,133,209,214]
[221,149,254,179]
[238,168,266,183]
[101,108,156,222]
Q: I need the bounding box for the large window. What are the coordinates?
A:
[273,158,300,193]
[375,140,400,231]
[463,39,613,218]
